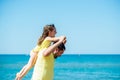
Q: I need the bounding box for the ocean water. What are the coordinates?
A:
[0,54,120,80]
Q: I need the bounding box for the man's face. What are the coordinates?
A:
[54,48,64,58]
[56,49,64,57]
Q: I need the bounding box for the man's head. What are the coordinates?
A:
[53,43,66,59]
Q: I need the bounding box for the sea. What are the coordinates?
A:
[0,54,120,80]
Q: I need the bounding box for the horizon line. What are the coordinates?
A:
[0,53,120,55]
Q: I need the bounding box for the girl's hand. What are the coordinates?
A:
[15,73,21,80]
[63,39,67,44]
[60,36,66,41]
[60,36,66,44]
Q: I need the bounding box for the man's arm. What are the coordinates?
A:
[43,36,66,56]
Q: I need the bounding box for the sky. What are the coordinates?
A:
[0,0,120,54]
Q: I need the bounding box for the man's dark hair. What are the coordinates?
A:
[58,43,66,50]
[54,43,66,59]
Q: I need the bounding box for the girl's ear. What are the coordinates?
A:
[48,31,51,35]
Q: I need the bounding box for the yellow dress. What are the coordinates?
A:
[31,39,54,80]
[33,39,51,52]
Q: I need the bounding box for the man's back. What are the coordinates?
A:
[31,49,54,80]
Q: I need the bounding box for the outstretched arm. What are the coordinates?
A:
[15,51,38,80]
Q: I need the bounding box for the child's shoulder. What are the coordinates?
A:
[45,36,54,40]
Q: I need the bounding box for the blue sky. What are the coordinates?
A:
[0,0,120,54]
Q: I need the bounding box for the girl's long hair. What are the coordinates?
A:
[37,24,55,45]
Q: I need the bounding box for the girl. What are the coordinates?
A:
[15,24,66,80]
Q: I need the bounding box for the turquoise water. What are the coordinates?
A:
[0,54,120,80]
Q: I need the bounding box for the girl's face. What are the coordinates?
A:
[49,28,57,37]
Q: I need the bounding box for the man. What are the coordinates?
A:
[31,42,66,80]
[16,37,66,80]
